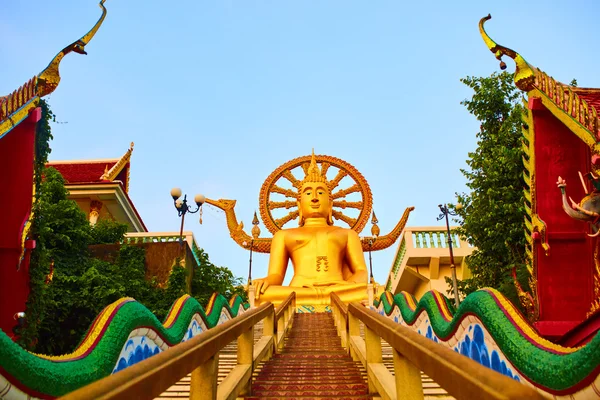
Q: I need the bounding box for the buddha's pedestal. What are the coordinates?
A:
[254,283,369,312]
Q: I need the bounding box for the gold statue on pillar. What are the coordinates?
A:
[203,151,414,306]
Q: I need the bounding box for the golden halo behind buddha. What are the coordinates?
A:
[258,151,373,235]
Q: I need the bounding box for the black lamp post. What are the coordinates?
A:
[243,239,254,285]
[170,188,205,246]
[367,237,375,284]
[437,203,461,309]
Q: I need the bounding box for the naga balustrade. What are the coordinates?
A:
[330,293,544,400]
[59,292,296,400]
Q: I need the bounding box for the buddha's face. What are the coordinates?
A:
[299,182,332,222]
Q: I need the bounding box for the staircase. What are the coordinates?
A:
[156,313,452,399]
[248,313,371,399]
[156,323,265,399]
[380,341,454,400]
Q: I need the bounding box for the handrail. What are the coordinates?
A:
[273,292,296,352]
[330,292,349,349]
[347,302,545,400]
[331,292,348,319]
[275,291,296,322]
[60,302,273,400]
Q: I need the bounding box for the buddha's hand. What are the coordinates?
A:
[252,277,270,299]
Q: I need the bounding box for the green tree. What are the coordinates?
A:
[451,71,530,307]
[20,100,247,353]
[191,245,246,307]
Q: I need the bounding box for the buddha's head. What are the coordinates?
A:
[297,150,333,226]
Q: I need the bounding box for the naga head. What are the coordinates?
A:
[71,40,88,55]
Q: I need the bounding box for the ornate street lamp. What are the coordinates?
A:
[437,203,462,309]
[170,188,205,246]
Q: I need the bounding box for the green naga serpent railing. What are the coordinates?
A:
[0,292,264,399]
[331,292,544,399]
[61,292,296,400]
[363,289,600,399]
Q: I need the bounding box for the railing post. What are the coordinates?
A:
[190,352,219,400]
[248,285,255,309]
[393,348,423,400]
[237,325,254,396]
[284,307,289,333]
[263,309,276,354]
[365,324,382,395]
[348,311,360,361]
[340,313,348,350]
[277,313,285,351]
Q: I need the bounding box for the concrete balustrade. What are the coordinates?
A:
[59,293,296,400]
[330,293,544,400]
[386,227,475,299]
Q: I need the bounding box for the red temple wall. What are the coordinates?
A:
[0,108,40,335]
[532,100,594,333]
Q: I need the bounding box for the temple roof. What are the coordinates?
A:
[479,16,600,149]
[572,88,600,112]
[46,142,146,232]
[47,143,134,193]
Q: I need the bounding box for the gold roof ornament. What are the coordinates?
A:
[37,1,108,97]
[100,142,134,192]
[0,1,107,137]
[478,14,536,91]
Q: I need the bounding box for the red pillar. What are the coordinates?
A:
[530,98,594,337]
[0,107,41,336]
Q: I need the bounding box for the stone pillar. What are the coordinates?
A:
[89,200,103,225]
[248,284,255,308]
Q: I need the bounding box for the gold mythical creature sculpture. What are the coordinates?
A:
[204,151,414,306]
[37,1,108,97]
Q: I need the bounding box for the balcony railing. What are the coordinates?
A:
[386,227,474,294]
[124,231,196,249]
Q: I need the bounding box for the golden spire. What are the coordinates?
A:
[301,149,328,186]
[251,211,261,239]
[478,14,536,91]
[371,211,380,237]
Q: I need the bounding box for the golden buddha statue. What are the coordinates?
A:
[252,151,369,305]
[202,151,414,307]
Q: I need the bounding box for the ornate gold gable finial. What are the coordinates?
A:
[479,14,536,91]
[100,142,134,191]
[37,1,108,97]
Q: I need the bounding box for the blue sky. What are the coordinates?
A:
[2,1,599,287]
